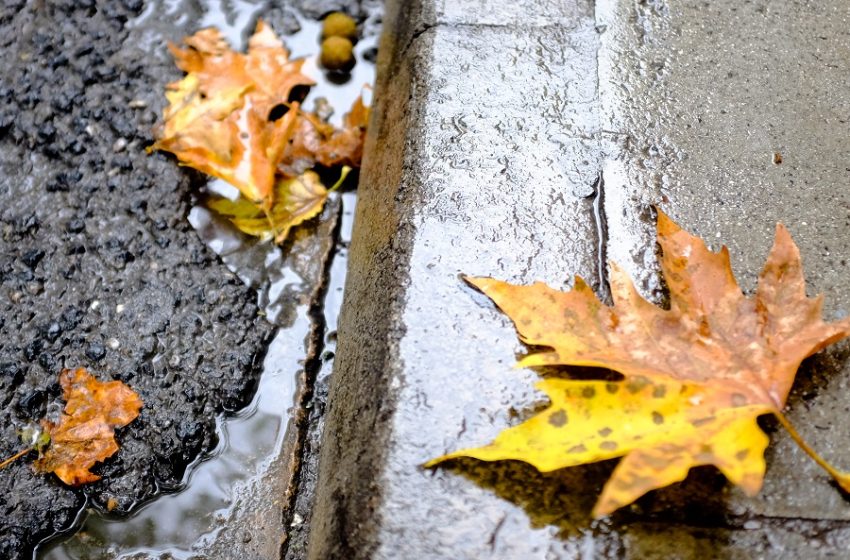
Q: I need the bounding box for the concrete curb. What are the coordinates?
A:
[309,0,850,557]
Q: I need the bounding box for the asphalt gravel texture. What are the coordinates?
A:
[0,1,275,557]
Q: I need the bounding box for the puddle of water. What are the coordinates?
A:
[39,317,308,560]
[290,19,377,128]
[127,0,265,53]
[38,3,374,559]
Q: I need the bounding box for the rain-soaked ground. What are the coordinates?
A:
[0,0,379,558]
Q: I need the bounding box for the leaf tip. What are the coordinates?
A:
[462,275,491,292]
[423,451,464,469]
[654,207,680,237]
[773,221,794,248]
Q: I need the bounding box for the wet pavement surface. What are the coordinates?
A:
[309,0,850,558]
[0,0,379,558]
[6,0,850,558]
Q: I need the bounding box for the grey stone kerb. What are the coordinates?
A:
[309,0,850,558]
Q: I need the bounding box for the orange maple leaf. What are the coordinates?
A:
[151,22,370,242]
[150,21,314,211]
[34,368,142,486]
[279,95,370,177]
[428,210,850,516]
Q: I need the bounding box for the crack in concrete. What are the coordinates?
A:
[400,23,437,58]
[279,202,344,559]
[591,170,611,302]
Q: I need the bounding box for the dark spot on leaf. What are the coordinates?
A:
[598,427,612,437]
[605,382,619,394]
[287,84,311,104]
[548,409,568,427]
[626,376,650,394]
[567,444,587,454]
[652,385,667,399]
[736,449,749,461]
[600,441,618,451]
[652,411,664,425]
[691,416,715,428]
[268,103,289,121]
[582,386,596,398]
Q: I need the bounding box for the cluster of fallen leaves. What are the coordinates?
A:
[1,368,142,486]
[150,21,369,242]
[428,210,850,516]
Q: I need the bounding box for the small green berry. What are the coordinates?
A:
[320,36,355,71]
[322,12,358,41]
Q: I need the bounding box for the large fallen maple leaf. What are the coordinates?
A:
[428,210,850,516]
[34,368,142,486]
[150,22,314,211]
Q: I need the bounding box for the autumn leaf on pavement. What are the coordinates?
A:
[427,210,850,516]
[209,166,350,243]
[150,22,370,244]
[34,368,142,486]
[280,95,370,177]
[150,21,314,210]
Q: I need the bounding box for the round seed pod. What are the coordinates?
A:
[320,36,355,71]
[322,12,357,41]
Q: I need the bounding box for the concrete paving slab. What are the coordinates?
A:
[310,0,850,558]
[597,0,850,522]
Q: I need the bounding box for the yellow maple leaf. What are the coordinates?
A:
[208,167,350,243]
[428,210,850,516]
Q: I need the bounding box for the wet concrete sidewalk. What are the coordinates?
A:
[310,0,850,558]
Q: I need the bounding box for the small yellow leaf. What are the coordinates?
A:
[209,167,350,242]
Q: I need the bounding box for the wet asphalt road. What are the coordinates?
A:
[0,0,380,557]
[0,1,280,556]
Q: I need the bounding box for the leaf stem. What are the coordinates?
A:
[0,448,32,470]
[773,411,850,492]
[329,166,352,193]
